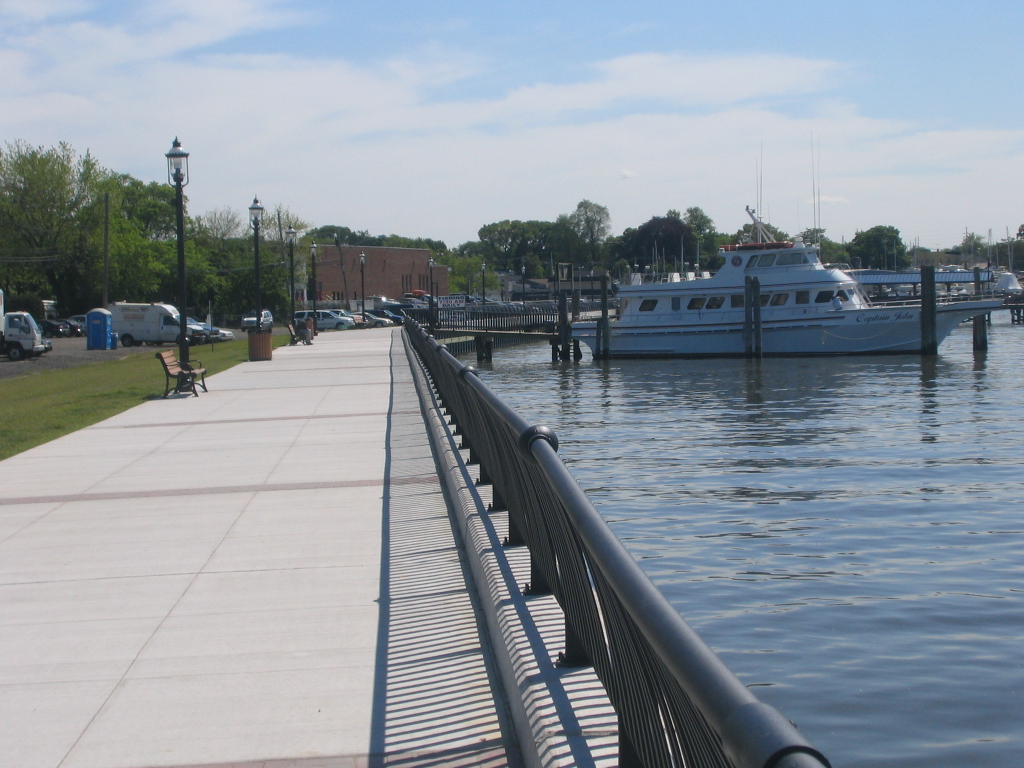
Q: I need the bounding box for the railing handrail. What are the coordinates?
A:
[404,319,831,768]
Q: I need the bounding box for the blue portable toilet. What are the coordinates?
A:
[86,308,115,350]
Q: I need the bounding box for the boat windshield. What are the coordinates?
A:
[746,251,816,268]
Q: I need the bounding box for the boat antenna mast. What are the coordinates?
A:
[745,205,773,244]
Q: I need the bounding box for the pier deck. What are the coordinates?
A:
[0,329,515,768]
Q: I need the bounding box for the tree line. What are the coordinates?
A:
[2,140,1018,319]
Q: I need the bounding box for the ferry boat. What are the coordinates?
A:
[573,213,1003,358]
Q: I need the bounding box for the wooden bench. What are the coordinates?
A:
[287,322,312,345]
[155,350,207,397]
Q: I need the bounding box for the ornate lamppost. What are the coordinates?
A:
[359,252,366,316]
[249,196,265,334]
[165,138,190,364]
[428,257,435,334]
[286,226,297,323]
[481,262,486,304]
[310,242,318,333]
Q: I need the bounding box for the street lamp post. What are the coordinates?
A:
[310,242,318,333]
[359,252,366,316]
[428,257,435,334]
[165,138,190,364]
[249,197,265,334]
[286,226,297,324]
[521,264,526,304]
[481,262,486,304]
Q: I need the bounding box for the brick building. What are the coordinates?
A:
[312,245,449,307]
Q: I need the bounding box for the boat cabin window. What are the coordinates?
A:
[639,299,658,311]
[776,252,806,266]
[671,297,681,311]
[706,296,725,309]
[687,297,706,310]
[815,290,835,303]
[796,290,810,304]
[770,293,789,306]
[837,289,850,301]
[730,294,745,308]
[755,254,776,267]
[759,294,770,307]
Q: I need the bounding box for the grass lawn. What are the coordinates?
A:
[0,336,290,462]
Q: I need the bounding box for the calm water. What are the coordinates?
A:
[459,313,1024,768]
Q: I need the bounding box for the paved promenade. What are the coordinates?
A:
[0,329,515,768]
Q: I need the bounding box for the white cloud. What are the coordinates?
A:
[0,3,1021,249]
[0,0,89,23]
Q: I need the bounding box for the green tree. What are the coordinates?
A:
[0,141,101,309]
[848,226,907,270]
[799,228,849,264]
[613,216,697,272]
[683,206,717,262]
[567,200,610,267]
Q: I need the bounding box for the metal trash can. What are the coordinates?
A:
[86,308,116,350]
[247,330,273,361]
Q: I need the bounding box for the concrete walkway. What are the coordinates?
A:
[0,329,516,768]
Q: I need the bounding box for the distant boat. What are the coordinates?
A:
[994,271,1022,295]
[573,211,1002,358]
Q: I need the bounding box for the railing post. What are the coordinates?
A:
[523,552,552,595]
[558,618,590,667]
[618,715,643,768]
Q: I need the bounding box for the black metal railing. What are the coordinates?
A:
[404,319,831,768]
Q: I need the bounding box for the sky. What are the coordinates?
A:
[2,0,1023,251]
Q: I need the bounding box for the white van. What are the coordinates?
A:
[109,302,189,347]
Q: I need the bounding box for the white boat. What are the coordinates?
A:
[573,214,1002,359]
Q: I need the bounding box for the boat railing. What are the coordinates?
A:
[869,289,1001,308]
[404,318,831,768]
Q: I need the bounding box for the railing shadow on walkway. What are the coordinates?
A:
[403,320,832,768]
[367,336,513,768]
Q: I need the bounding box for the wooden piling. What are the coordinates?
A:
[558,292,571,360]
[597,274,610,359]
[920,265,937,355]
[972,267,988,351]
[744,276,762,358]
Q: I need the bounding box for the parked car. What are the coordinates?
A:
[69,314,87,326]
[185,317,212,344]
[366,309,404,325]
[241,309,273,332]
[347,312,383,328]
[188,317,236,343]
[39,319,72,338]
[293,310,355,330]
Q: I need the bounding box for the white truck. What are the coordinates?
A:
[109,302,190,347]
[0,290,53,361]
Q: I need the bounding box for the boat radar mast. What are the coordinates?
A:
[745,205,774,244]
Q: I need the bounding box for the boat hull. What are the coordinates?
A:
[573,301,1002,358]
